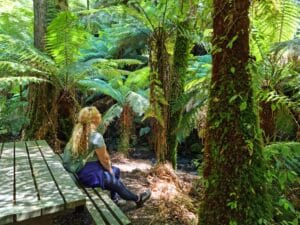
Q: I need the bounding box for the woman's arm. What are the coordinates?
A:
[95,146,113,174]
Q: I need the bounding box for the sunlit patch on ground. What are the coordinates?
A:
[112,155,201,225]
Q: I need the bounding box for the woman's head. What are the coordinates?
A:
[78,106,102,127]
[69,106,102,157]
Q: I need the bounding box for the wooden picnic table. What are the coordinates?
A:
[0,140,86,225]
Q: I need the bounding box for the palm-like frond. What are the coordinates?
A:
[251,0,299,59]
[98,103,123,134]
[0,1,33,42]
[0,61,47,77]
[0,77,46,86]
[125,91,149,116]
[79,79,124,103]
[125,67,150,91]
[46,11,89,66]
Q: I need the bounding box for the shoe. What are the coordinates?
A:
[136,189,151,207]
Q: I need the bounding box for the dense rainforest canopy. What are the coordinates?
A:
[0,0,299,224]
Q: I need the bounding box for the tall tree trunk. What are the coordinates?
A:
[26,0,69,151]
[199,0,271,224]
[33,0,47,51]
[168,20,191,168]
[149,27,171,163]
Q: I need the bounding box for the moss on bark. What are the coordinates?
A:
[199,0,272,224]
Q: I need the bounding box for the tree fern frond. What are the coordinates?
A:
[46,11,89,66]
[0,76,47,87]
[125,67,150,91]
[79,79,124,103]
[98,103,123,134]
[0,61,47,77]
[251,0,299,58]
[126,91,149,116]
[176,106,203,142]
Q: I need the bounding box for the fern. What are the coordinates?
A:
[46,11,89,67]
[125,91,149,116]
[251,0,300,59]
[125,67,150,91]
[79,79,125,103]
[98,103,123,134]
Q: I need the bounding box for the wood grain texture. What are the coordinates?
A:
[36,140,86,209]
[26,141,65,215]
[0,142,14,225]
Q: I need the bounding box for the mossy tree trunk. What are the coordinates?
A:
[149,27,171,163]
[168,20,191,168]
[118,104,134,154]
[199,0,272,224]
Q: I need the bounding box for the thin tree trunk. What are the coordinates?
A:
[33,0,47,51]
[199,0,271,224]
[168,20,191,168]
[149,28,171,163]
[118,104,133,154]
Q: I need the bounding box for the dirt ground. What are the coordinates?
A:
[54,152,202,225]
[111,153,202,225]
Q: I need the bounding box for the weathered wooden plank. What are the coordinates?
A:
[14,141,42,221]
[26,141,65,215]
[95,188,131,225]
[0,142,14,225]
[36,140,86,209]
[85,188,120,225]
[86,198,106,225]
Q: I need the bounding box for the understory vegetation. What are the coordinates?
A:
[0,0,299,224]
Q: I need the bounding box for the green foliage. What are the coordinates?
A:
[0,0,33,42]
[251,0,300,60]
[264,142,300,225]
[0,88,28,136]
[175,55,211,142]
[47,11,89,66]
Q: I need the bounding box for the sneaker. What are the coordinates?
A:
[136,189,151,207]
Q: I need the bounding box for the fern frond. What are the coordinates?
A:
[46,11,89,66]
[0,76,47,86]
[251,0,299,58]
[79,79,124,103]
[125,67,150,91]
[125,91,149,116]
[98,103,123,134]
[0,61,47,77]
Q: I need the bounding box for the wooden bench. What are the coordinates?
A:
[54,145,131,225]
[0,140,131,225]
[0,140,86,225]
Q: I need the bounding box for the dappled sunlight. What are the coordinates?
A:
[112,155,200,225]
[112,153,152,172]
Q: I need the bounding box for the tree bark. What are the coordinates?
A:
[33,0,47,51]
[168,20,190,168]
[149,27,171,163]
[118,104,133,154]
[199,0,271,224]
[26,0,69,151]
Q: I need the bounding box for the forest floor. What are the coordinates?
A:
[54,147,202,225]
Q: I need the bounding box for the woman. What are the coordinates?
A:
[63,106,151,206]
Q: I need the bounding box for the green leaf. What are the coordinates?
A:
[240,102,247,111]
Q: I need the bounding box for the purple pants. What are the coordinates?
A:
[77,161,138,201]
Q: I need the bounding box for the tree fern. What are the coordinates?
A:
[79,79,125,103]
[46,11,89,67]
[251,0,300,59]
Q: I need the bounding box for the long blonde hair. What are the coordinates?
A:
[69,106,102,157]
